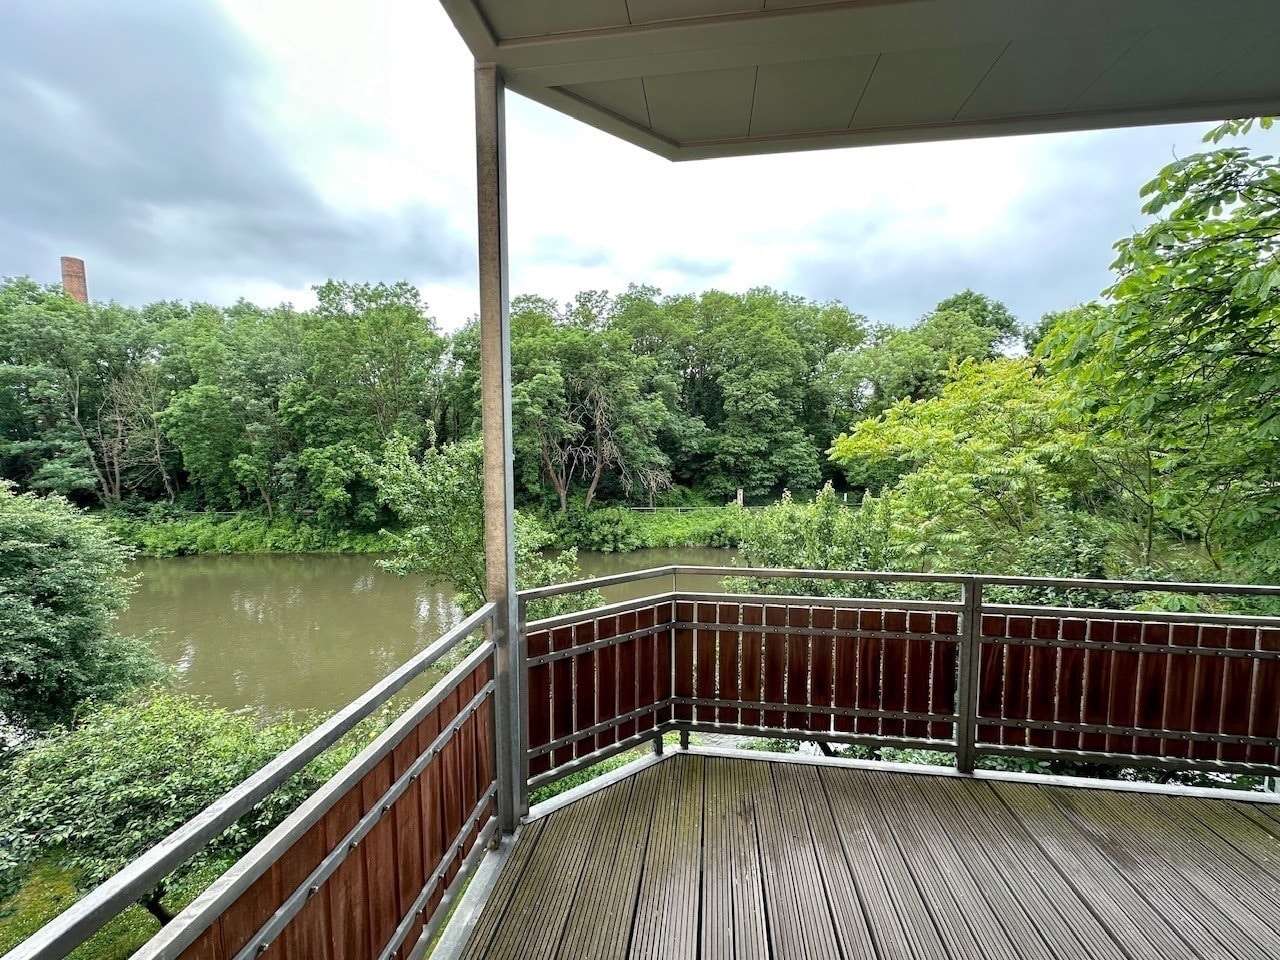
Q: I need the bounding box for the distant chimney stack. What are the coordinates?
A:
[60,256,88,303]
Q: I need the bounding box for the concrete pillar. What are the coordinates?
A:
[475,63,523,833]
[60,256,88,303]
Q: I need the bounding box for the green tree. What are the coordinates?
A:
[830,359,1107,576]
[370,433,601,619]
[0,483,162,733]
[0,694,373,923]
[1043,118,1280,574]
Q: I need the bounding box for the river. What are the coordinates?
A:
[117,547,734,717]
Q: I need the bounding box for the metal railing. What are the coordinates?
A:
[519,566,1280,791]
[12,565,1280,960]
[4,603,497,960]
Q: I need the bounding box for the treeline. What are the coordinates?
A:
[0,275,1017,521]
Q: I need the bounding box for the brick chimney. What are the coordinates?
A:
[60,256,88,303]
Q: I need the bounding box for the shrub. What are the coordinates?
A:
[0,484,163,733]
[0,694,383,922]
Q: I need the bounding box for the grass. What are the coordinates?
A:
[0,859,232,960]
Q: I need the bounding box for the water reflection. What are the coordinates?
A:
[118,547,734,716]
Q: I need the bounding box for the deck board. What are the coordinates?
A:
[455,755,1280,960]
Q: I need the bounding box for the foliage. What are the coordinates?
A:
[0,693,383,922]
[1043,119,1280,576]
[101,510,391,557]
[0,483,163,733]
[370,434,602,619]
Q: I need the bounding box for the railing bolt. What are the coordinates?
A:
[307,884,319,897]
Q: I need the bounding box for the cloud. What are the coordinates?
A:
[0,0,468,305]
[2,0,1271,331]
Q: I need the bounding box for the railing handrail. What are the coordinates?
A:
[517,564,1280,601]
[4,602,497,960]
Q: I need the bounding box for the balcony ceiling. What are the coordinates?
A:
[439,0,1280,160]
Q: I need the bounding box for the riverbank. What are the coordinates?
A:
[103,506,747,558]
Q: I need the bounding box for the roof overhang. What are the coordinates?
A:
[439,0,1280,161]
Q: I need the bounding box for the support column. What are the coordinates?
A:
[475,63,523,833]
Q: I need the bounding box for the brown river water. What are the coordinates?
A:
[117,548,734,716]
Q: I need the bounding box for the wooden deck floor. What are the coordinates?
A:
[457,754,1280,960]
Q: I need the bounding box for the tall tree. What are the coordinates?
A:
[1043,118,1280,574]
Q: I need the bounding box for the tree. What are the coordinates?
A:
[0,281,164,505]
[508,296,684,510]
[1042,118,1280,574]
[0,483,163,733]
[370,433,601,619]
[0,694,371,924]
[830,359,1107,576]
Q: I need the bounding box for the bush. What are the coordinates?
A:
[0,484,163,733]
[548,504,747,553]
[0,693,384,922]
[101,511,391,557]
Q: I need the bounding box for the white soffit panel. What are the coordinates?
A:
[441,0,1280,160]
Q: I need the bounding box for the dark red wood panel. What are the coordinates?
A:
[525,628,552,777]
[551,624,577,766]
[1220,626,1257,763]
[1191,625,1227,762]
[595,615,619,752]
[695,602,718,723]
[763,605,787,728]
[809,607,834,735]
[177,658,496,960]
[1053,618,1086,751]
[856,609,884,737]
[976,614,1004,744]
[635,606,657,734]
[616,610,639,740]
[571,619,597,760]
[1025,617,1058,749]
[930,612,959,740]
[1132,622,1169,757]
[999,615,1032,747]
[717,603,741,725]
[1078,618,1114,752]
[1161,623,1198,759]
[879,610,906,738]
[655,603,674,725]
[740,603,764,727]
[832,608,857,735]
[1103,620,1140,755]
[674,601,695,723]
[902,611,932,739]
[1250,628,1280,767]
[785,606,811,730]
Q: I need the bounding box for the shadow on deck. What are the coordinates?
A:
[456,753,1280,960]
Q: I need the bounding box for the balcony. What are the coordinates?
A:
[11,567,1280,960]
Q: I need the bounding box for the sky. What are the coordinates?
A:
[0,0,1270,330]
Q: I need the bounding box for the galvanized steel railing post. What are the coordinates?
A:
[516,596,530,818]
[955,577,983,774]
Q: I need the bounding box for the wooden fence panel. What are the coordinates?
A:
[570,619,595,760]
[674,601,696,723]
[740,604,764,727]
[178,657,496,960]
[809,608,835,735]
[831,608,857,735]
[785,605,811,731]
[716,603,741,725]
[696,602,718,723]
[594,615,618,753]
[526,628,552,777]
[616,610,639,741]
[931,612,960,740]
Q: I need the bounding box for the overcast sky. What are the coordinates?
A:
[1,0,1270,330]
